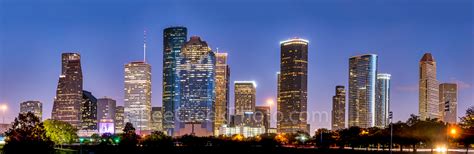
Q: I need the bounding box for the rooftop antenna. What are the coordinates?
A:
[143,29,147,63]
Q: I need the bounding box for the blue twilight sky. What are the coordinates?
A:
[0,0,473,131]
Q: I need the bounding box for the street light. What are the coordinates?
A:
[265,98,274,106]
[450,128,457,136]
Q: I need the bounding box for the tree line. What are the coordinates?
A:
[3,106,473,153]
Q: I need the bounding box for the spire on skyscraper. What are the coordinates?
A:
[143,29,147,63]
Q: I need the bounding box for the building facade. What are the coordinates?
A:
[124,61,152,133]
[419,53,439,120]
[234,81,256,116]
[20,101,42,121]
[439,83,457,124]
[375,73,391,128]
[97,97,116,121]
[214,52,230,135]
[277,38,308,133]
[255,106,270,133]
[115,106,125,133]
[162,26,187,135]
[151,107,163,132]
[348,54,378,128]
[175,36,215,136]
[81,90,97,131]
[52,53,83,128]
[331,86,345,130]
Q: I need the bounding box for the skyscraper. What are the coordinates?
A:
[255,106,270,133]
[20,101,42,121]
[348,54,378,128]
[234,81,256,116]
[419,53,439,120]
[124,61,152,132]
[97,97,116,121]
[81,90,97,131]
[375,73,391,128]
[52,53,83,128]
[115,106,124,133]
[277,38,308,133]
[439,83,457,124]
[331,86,345,130]
[163,27,187,135]
[175,36,215,136]
[214,52,230,135]
[151,107,163,132]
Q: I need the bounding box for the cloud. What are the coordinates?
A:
[395,84,418,92]
[448,78,472,89]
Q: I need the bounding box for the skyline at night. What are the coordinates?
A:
[0,0,473,134]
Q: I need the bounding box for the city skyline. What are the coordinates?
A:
[0,0,472,133]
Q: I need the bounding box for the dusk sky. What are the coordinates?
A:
[0,0,472,131]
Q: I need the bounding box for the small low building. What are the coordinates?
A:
[219,125,265,138]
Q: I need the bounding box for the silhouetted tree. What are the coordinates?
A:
[4,112,54,153]
[141,131,174,153]
[118,122,139,153]
[459,106,474,153]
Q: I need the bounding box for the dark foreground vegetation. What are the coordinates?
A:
[2,106,473,154]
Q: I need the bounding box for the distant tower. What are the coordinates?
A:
[375,73,391,128]
[114,106,125,133]
[52,53,83,128]
[124,61,152,133]
[20,101,42,121]
[419,53,439,120]
[81,90,98,131]
[439,83,457,124]
[162,26,187,135]
[97,97,116,122]
[151,107,163,132]
[277,38,309,133]
[348,54,378,128]
[331,86,346,130]
[214,52,230,135]
[174,36,215,136]
[234,81,257,115]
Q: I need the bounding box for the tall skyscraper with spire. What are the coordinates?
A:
[162,26,187,135]
[214,52,230,135]
[277,38,308,133]
[419,53,439,120]
[348,54,378,128]
[124,33,152,133]
[375,73,391,128]
[175,36,215,136]
[331,86,345,130]
[52,53,83,128]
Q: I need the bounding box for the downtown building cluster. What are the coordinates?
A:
[15,26,459,137]
[43,26,279,137]
[330,53,458,131]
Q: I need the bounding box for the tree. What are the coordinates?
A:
[459,106,474,153]
[43,119,79,145]
[123,122,136,134]
[141,131,174,152]
[118,122,139,153]
[314,128,335,149]
[4,112,54,153]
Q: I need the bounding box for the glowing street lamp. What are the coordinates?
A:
[450,128,457,136]
[265,98,274,106]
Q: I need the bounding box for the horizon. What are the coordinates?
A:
[0,0,473,133]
